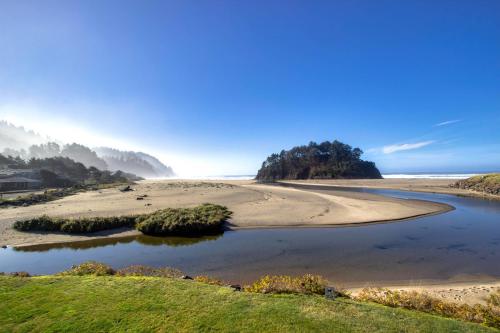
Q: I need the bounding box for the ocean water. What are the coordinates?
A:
[163,173,488,181]
[381,173,481,179]
[189,173,482,180]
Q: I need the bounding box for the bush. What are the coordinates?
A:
[194,275,226,286]
[14,204,232,236]
[59,261,115,276]
[452,173,500,195]
[355,288,500,329]
[14,215,137,234]
[488,289,500,307]
[116,265,184,278]
[136,203,232,236]
[13,215,65,232]
[245,274,327,295]
[59,216,137,233]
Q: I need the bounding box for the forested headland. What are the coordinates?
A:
[256,140,382,181]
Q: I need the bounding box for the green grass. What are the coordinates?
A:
[0,276,496,333]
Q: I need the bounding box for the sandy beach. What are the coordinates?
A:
[1,179,453,248]
[348,281,500,306]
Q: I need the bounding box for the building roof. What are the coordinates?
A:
[0,176,41,183]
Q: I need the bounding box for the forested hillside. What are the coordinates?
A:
[256,140,382,181]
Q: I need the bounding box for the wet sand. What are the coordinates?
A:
[281,178,500,200]
[1,179,451,247]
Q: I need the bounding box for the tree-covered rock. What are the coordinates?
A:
[256,140,382,181]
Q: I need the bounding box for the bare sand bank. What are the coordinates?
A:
[348,281,500,306]
[1,179,451,247]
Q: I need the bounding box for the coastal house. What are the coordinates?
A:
[0,169,42,192]
[0,176,42,192]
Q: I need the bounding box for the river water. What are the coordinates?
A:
[1,185,499,286]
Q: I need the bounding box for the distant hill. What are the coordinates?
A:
[256,140,382,181]
[0,153,140,188]
[94,147,175,178]
[0,121,175,179]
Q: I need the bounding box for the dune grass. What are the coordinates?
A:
[13,215,137,233]
[136,203,232,236]
[355,288,500,329]
[0,275,496,333]
[13,203,231,236]
[453,174,500,196]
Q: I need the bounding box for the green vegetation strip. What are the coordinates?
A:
[13,203,232,236]
[0,183,129,209]
[0,275,496,333]
[452,173,500,196]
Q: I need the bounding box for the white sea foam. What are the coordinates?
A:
[161,174,481,181]
[170,175,256,180]
[382,173,480,179]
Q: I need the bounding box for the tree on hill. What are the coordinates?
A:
[61,143,108,170]
[256,140,382,181]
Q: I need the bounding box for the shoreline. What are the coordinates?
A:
[1,179,453,248]
[3,178,500,306]
[279,179,500,201]
[348,280,500,306]
[9,203,452,249]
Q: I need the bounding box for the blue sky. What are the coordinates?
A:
[0,0,499,176]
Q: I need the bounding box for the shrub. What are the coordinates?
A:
[245,274,327,295]
[14,204,232,236]
[58,261,115,276]
[13,215,65,232]
[59,216,137,233]
[194,275,226,286]
[136,203,232,236]
[355,288,500,329]
[14,215,137,234]
[452,173,500,195]
[488,289,500,307]
[116,265,184,278]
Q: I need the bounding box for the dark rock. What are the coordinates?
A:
[136,197,144,200]
[119,185,133,192]
[181,275,193,280]
[10,271,31,277]
[230,284,242,291]
[325,286,337,299]
[1,245,7,249]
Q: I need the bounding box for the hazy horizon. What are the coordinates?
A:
[1,1,499,176]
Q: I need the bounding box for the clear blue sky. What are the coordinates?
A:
[1,0,499,175]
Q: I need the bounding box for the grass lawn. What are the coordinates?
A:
[0,276,496,332]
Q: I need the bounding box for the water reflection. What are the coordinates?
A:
[14,233,223,252]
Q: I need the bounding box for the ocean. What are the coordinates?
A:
[179,173,483,180]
